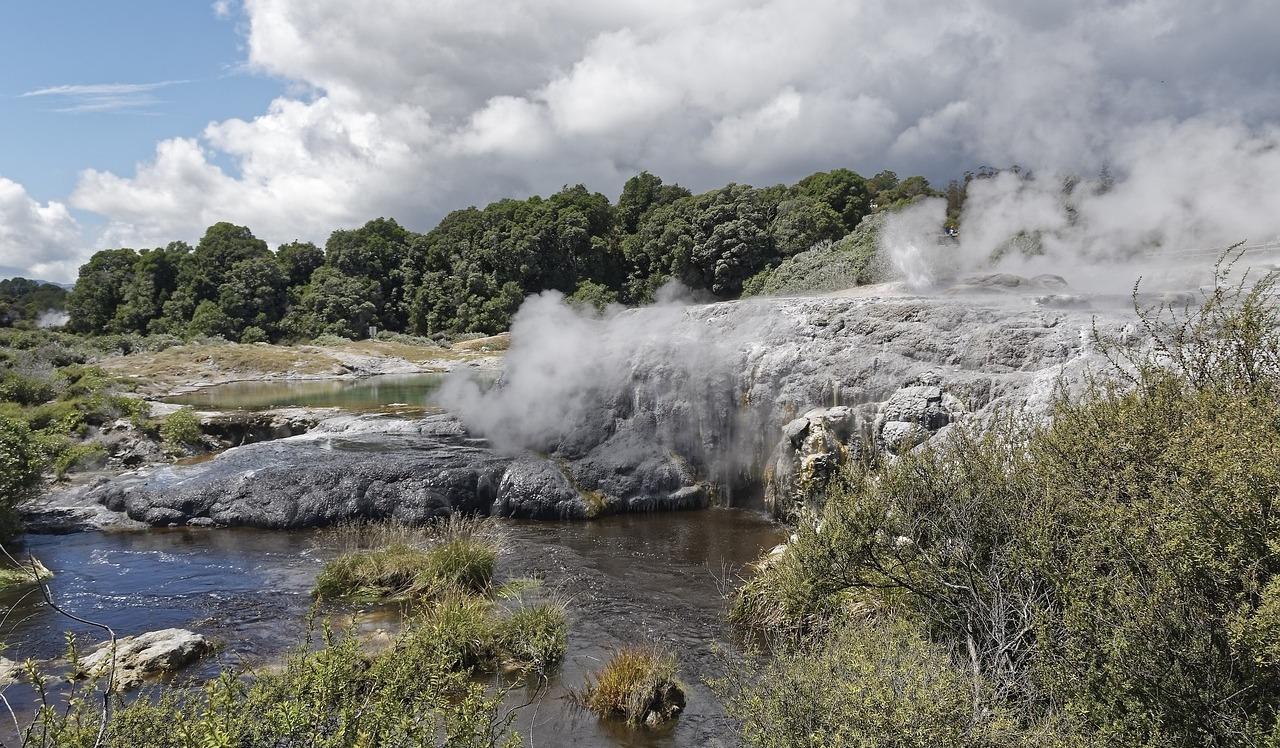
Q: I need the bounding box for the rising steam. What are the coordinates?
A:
[880,118,1280,294]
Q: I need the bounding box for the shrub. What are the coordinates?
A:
[238,325,268,344]
[51,442,107,478]
[41,632,524,747]
[728,258,1280,746]
[0,370,56,406]
[0,415,42,539]
[720,618,1006,748]
[575,646,684,727]
[159,408,203,450]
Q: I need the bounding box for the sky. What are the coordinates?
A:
[2,0,1279,282]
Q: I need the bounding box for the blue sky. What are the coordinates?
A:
[1,1,1278,283]
[0,1,280,204]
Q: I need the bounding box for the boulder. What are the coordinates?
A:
[0,656,23,688]
[764,406,865,516]
[77,629,211,691]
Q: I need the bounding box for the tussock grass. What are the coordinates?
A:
[493,603,568,674]
[314,517,502,603]
[575,646,684,727]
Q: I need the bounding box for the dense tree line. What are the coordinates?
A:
[65,169,938,342]
[0,278,67,328]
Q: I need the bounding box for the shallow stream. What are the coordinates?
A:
[6,495,780,747]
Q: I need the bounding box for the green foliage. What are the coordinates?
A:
[186,299,232,339]
[729,261,1280,746]
[493,603,569,674]
[216,255,288,338]
[565,279,618,314]
[39,626,526,748]
[65,169,938,339]
[50,442,107,478]
[616,171,691,234]
[183,222,271,302]
[275,240,324,288]
[575,646,684,726]
[159,408,202,450]
[626,183,777,299]
[0,415,41,539]
[282,265,380,340]
[67,247,139,333]
[795,168,872,232]
[743,212,885,297]
[721,618,1023,748]
[769,195,844,257]
[0,277,68,328]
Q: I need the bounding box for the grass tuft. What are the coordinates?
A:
[575,646,684,727]
[314,516,502,603]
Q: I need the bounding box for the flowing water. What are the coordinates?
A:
[4,508,781,746]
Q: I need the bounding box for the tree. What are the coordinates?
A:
[324,218,411,331]
[66,248,139,333]
[0,278,68,328]
[796,168,872,232]
[217,255,288,340]
[112,242,189,334]
[566,279,619,314]
[180,222,271,303]
[617,172,691,234]
[0,415,41,539]
[276,241,324,289]
[187,299,233,339]
[769,196,844,257]
[283,266,380,339]
[626,184,780,299]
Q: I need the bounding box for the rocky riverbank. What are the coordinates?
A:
[24,283,1147,531]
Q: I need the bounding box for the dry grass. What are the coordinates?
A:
[575,646,685,727]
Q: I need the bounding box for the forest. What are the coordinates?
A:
[58,169,942,342]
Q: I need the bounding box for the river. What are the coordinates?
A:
[4,375,784,747]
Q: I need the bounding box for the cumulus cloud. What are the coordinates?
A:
[0,178,83,280]
[19,0,1280,278]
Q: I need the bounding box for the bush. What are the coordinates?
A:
[729,258,1280,746]
[720,618,1009,748]
[238,325,268,344]
[0,415,42,539]
[51,442,107,478]
[0,370,56,406]
[159,408,202,450]
[575,646,684,727]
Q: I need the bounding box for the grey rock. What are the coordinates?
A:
[32,292,1143,529]
[77,629,211,691]
[0,656,22,688]
[880,421,931,455]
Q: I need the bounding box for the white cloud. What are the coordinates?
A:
[21,0,1280,277]
[21,80,188,114]
[0,178,83,281]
